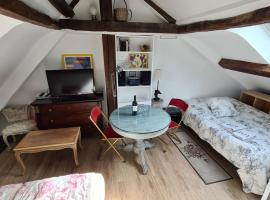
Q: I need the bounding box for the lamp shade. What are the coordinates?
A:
[153,69,162,80]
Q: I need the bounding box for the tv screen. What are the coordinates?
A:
[46,69,95,97]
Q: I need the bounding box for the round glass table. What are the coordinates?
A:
[110,105,170,174]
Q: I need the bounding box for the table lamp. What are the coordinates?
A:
[153,69,162,101]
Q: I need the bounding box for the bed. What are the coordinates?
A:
[183,97,270,195]
[0,173,105,200]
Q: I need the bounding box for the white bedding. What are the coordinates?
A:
[183,97,270,195]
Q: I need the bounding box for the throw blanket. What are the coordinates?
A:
[0,173,105,200]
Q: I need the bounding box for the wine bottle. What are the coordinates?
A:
[132,95,138,116]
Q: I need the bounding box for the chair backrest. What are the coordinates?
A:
[168,98,189,113]
[90,106,103,124]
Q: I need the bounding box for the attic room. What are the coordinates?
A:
[0,0,270,199]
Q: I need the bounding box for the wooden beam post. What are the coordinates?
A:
[143,0,176,24]
[219,58,270,78]
[48,0,75,18]
[100,0,117,114]
[0,0,57,29]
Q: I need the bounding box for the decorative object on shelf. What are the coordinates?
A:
[89,4,98,21]
[113,0,132,22]
[132,95,138,116]
[140,45,150,52]
[119,39,129,51]
[127,72,140,86]
[62,54,95,69]
[129,53,148,69]
[140,71,151,85]
[153,69,162,101]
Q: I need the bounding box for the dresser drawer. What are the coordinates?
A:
[38,113,92,129]
[38,102,96,115]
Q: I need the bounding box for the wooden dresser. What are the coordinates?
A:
[31,97,103,135]
[240,90,270,114]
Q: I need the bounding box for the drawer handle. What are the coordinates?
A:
[50,119,54,123]
[48,109,53,112]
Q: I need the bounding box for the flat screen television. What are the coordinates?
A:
[46,69,95,97]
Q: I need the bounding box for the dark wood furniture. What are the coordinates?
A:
[240,90,270,114]
[31,96,103,135]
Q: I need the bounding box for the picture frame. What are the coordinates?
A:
[61,54,95,69]
[128,53,148,69]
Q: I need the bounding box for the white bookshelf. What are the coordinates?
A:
[115,35,154,108]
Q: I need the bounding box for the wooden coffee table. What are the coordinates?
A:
[13,127,82,175]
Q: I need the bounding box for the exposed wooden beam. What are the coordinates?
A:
[178,6,270,33]
[48,0,75,18]
[99,0,113,21]
[143,0,176,24]
[69,0,80,9]
[0,0,57,29]
[219,58,270,78]
[58,6,270,33]
[58,20,178,33]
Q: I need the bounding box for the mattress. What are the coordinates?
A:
[183,97,270,195]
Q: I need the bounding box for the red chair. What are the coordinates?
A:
[166,98,189,143]
[89,106,125,162]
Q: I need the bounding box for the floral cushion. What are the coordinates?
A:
[1,106,29,123]
[2,120,36,136]
[0,173,105,200]
[207,97,239,117]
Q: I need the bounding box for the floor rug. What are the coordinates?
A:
[170,131,232,185]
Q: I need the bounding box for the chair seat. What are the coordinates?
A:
[169,120,178,129]
[104,125,122,139]
[2,120,37,136]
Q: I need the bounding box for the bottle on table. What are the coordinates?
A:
[132,95,138,116]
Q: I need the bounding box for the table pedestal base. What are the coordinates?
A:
[121,139,154,174]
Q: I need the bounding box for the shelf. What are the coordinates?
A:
[118,85,151,89]
[116,51,152,54]
[121,68,151,72]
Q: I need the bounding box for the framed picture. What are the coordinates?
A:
[62,54,95,69]
[129,53,148,69]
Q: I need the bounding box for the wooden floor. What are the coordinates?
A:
[0,130,261,200]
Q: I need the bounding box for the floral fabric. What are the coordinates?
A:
[2,120,36,136]
[0,173,105,200]
[207,97,239,117]
[183,97,270,195]
[1,106,29,123]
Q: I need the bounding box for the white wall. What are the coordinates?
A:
[187,30,270,93]
[0,23,49,86]
[9,32,107,111]
[154,36,244,106]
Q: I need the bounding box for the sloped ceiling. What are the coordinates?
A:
[19,0,270,23]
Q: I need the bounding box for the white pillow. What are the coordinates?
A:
[207,97,239,118]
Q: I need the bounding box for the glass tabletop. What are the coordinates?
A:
[109,105,171,134]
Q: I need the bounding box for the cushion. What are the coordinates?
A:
[1,106,29,123]
[169,121,178,129]
[2,120,36,136]
[104,125,122,138]
[207,97,239,118]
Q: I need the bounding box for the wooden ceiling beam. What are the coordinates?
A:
[58,6,270,34]
[178,6,270,33]
[69,0,80,9]
[143,0,176,24]
[48,0,75,18]
[58,20,179,33]
[0,0,57,29]
[219,58,270,78]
